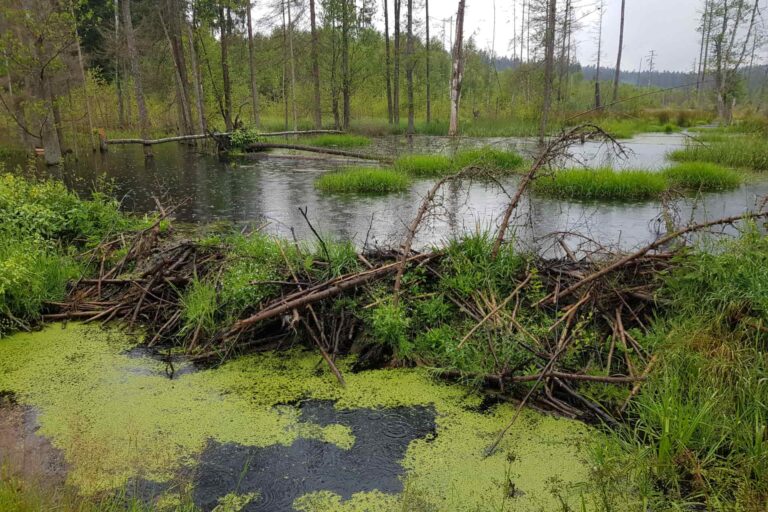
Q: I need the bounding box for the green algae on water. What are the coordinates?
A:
[0,323,597,510]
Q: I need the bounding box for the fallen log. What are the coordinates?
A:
[542,211,768,305]
[245,142,390,162]
[228,253,435,334]
[105,130,345,146]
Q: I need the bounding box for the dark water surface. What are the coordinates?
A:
[6,133,767,252]
[193,400,436,511]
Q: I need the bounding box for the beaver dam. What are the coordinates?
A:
[1,126,767,511]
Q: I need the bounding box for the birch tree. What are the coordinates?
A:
[448,0,465,136]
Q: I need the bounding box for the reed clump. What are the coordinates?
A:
[393,155,454,176]
[315,167,411,194]
[668,136,768,171]
[533,168,669,200]
[662,162,741,191]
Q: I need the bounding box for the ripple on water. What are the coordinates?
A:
[192,400,436,512]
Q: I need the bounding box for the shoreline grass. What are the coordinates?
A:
[668,135,768,171]
[314,167,410,194]
[533,168,669,201]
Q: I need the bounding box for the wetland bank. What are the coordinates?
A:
[2,121,768,511]
[2,0,768,507]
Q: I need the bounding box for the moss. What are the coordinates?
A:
[0,323,595,510]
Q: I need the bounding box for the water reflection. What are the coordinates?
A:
[6,133,767,253]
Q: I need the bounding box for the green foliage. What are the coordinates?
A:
[394,155,453,176]
[315,167,411,194]
[533,168,669,201]
[229,128,263,148]
[601,229,768,509]
[303,134,371,147]
[451,147,525,173]
[369,301,412,356]
[0,173,133,334]
[668,135,768,171]
[440,232,524,298]
[0,234,82,333]
[662,162,742,191]
[0,173,131,244]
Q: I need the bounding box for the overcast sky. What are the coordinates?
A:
[252,0,718,72]
[419,0,705,72]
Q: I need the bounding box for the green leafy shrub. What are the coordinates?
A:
[229,128,263,148]
[369,301,412,356]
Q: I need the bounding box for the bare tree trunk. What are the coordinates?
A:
[393,0,401,126]
[121,0,151,156]
[594,0,604,110]
[448,0,466,137]
[114,0,125,128]
[287,0,298,132]
[246,1,261,127]
[699,0,714,107]
[425,0,431,124]
[539,0,556,140]
[70,1,96,151]
[612,0,626,102]
[220,6,233,131]
[406,0,415,134]
[159,3,192,136]
[384,0,394,124]
[51,96,66,154]
[341,0,351,130]
[309,0,322,128]
[187,9,206,133]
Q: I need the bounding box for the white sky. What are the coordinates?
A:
[252,0,742,72]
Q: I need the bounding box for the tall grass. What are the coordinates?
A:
[315,167,411,194]
[597,228,768,509]
[662,162,741,191]
[533,168,668,201]
[394,155,453,176]
[668,136,768,171]
[303,134,371,147]
[452,147,525,172]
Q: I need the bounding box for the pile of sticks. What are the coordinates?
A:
[44,124,768,453]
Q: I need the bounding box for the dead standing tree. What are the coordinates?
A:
[448,0,466,137]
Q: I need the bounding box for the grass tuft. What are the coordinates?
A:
[533,168,668,201]
[303,134,371,148]
[662,162,741,191]
[394,155,454,176]
[668,136,768,171]
[451,147,525,172]
[315,167,411,194]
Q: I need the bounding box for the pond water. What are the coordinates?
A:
[5,133,766,252]
[0,323,596,511]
